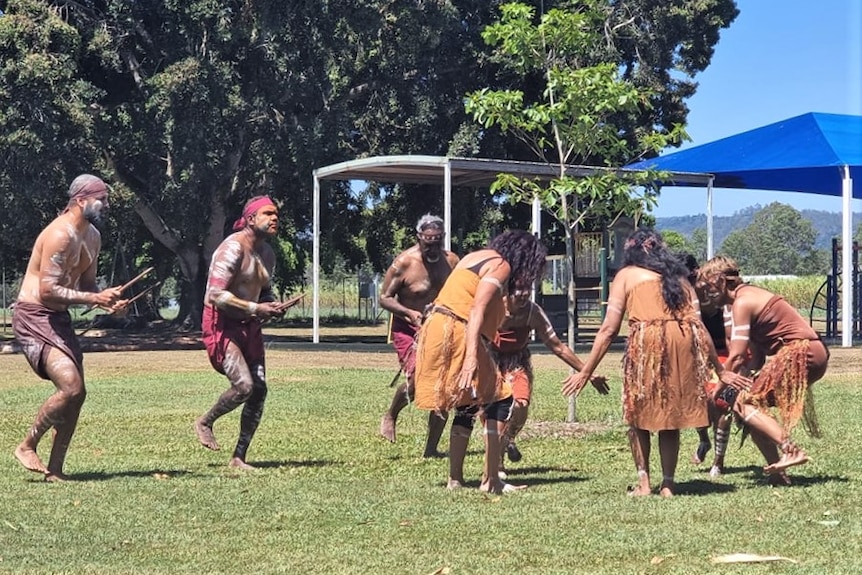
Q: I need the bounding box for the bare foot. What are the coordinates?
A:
[422,449,446,459]
[379,414,397,443]
[763,449,809,475]
[446,479,463,490]
[194,419,220,451]
[44,471,70,483]
[692,440,711,464]
[659,479,675,498]
[228,458,257,470]
[627,486,652,497]
[480,479,526,494]
[14,445,47,474]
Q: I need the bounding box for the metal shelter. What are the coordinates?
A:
[627,113,862,347]
[311,155,712,343]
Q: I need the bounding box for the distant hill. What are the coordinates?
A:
[656,206,862,251]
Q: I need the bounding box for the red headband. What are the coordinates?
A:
[64,177,107,213]
[233,196,276,231]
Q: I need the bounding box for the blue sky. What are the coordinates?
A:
[652,0,862,218]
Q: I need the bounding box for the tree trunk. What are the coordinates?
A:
[565,229,578,423]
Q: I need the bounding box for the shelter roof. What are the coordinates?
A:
[626,112,862,197]
[314,155,714,187]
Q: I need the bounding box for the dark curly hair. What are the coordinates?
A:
[488,230,547,293]
[623,229,689,312]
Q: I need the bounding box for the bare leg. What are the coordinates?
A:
[693,426,711,464]
[709,413,732,477]
[501,401,528,464]
[480,417,525,494]
[423,411,448,458]
[197,342,254,454]
[658,429,680,497]
[380,381,410,443]
[231,365,268,469]
[16,349,84,477]
[46,388,86,480]
[447,423,471,489]
[627,427,652,496]
[736,403,808,474]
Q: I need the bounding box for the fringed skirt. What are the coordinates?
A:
[743,339,827,437]
[622,319,710,431]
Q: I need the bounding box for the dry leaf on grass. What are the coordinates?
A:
[426,568,451,575]
[712,553,798,564]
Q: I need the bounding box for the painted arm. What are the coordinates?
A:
[561,272,627,396]
[205,239,281,319]
[532,303,609,394]
[38,228,120,307]
[456,260,509,395]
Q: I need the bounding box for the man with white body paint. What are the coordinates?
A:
[195,195,299,469]
[13,174,124,481]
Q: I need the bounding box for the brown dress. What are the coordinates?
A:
[622,279,710,431]
[413,265,508,412]
[741,287,828,435]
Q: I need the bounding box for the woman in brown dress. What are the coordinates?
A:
[563,229,744,497]
[697,256,828,483]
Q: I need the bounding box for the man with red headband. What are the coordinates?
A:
[195,195,299,469]
[378,214,459,457]
[13,174,124,481]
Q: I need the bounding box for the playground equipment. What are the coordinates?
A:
[539,218,634,341]
[809,238,861,340]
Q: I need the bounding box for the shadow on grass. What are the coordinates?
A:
[231,459,339,470]
[32,469,193,482]
[674,478,738,496]
[499,465,592,487]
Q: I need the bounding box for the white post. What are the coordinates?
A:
[841,165,853,347]
[313,173,321,343]
[706,177,715,259]
[444,161,452,252]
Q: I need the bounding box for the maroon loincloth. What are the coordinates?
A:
[390,315,419,377]
[201,305,264,374]
[12,301,83,380]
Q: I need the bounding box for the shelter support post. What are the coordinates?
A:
[706,177,715,259]
[313,173,321,343]
[842,165,853,347]
[444,161,452,251]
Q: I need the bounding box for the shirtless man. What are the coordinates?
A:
[13,174,124,481]
[195,196,300,469]
[378,214,459,456]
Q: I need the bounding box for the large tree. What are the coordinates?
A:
[1,0,739,327]
[0,1,505,325]
[720,202,825,275]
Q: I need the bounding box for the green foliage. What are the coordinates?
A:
[0,348,860,574]
[720,202,827,275]
[466,1,690,236]
[0,0,102,267]
[661,229,692,254]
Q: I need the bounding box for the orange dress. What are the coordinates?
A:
[413,266,508,412]
[622,279,710,431]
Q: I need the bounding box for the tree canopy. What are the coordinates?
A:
[0,0,739,327]
[719,202,826,275]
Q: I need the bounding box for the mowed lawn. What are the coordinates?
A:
[0,344,861,575]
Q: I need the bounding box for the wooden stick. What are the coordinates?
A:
[77,281,162,337]
[81,267,155,315]
[118,266,155,293]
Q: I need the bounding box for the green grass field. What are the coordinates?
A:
[0,347,860,575]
